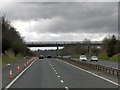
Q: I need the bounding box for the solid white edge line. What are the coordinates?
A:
[4,60,36,89]
[56,59,120,86]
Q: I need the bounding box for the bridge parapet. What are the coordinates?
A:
[25,41,102,45]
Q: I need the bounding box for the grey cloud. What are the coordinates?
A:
[24,33,108,42]
[1,2,117,20]
[1,2,118,34]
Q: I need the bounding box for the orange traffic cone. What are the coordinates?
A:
[30,60,32,63]
[28,61,29,65]
[27,61,29,66]
[29,60,31,63]
[24,63,26,69]
[9,67,13,79]
[16,65,20,72]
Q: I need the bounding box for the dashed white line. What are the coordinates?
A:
[56,59,120,86]
[60,80,64,83]
[57,75,60,78]
[65,86,69,90]
[47,59,67,88]
[47,60,54,69]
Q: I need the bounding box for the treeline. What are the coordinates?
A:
[0,17,2,53]
[59,42,100,58]
[59,35,120,59]
[102,35,120,58]
[2,16,34,56]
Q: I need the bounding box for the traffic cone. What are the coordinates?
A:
[24,63,26,69]
[16,65,20,72]
[9,67,13,79]
[28,61,30,64]
[29,60,31,64]
[27,61,29,66]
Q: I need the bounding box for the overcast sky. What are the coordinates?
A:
[0,2,118,50]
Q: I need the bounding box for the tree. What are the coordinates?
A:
[103,35,118,58]
[2,16,12,52]
[2,16,34,56]
[0,16,2,53]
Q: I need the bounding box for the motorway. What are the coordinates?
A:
[9,58,118,88]
[89,61,118,69]
[2,59,30,88]
[72,58,118,69]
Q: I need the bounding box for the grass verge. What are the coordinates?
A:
[2,56,24,66]
[98,54,119,62]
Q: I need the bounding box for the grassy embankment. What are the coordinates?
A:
[98,51,120,62]
[2,56,23,65]
[2,50,24,66]
[0,57,1,67]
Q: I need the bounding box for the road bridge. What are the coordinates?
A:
[25,41,102,47]
[25,41,102,58]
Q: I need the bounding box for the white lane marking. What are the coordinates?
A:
[46,60,58,75]
[57,75,60,78]
[5,60,36,89]
[47,60,54,69]
[65,87,69,90]
[60,80,64,83]
[56,59,120,86]
[47,60,67,87]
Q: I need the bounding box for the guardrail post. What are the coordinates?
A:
[112,70,114,75]
[117,71,119,76]
[88,43,91,61]
[59,58,119,77]
[56,42,59,56]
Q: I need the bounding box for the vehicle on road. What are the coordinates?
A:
[39,55,44,59]
[79,55,87,61]
[47,55,52,58]
[63,55,71,59]
[90,56,98,62]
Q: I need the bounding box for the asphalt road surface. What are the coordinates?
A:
[88,61,118,69]
[72,58,118,69]
[2,59,29,88]
[10,58,118,88]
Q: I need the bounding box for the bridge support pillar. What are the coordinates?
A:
[88,45,91,61]
[57,46,59,57]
